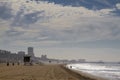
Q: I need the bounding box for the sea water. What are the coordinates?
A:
[67,63,120,80]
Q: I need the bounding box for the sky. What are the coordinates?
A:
[0,0,120,62]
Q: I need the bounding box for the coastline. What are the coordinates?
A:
[62,65,109,80]
[0,63,108,80]
[63,65,109,80]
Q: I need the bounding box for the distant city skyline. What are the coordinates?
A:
[0,47,87,64]
[0,0,120,62]
[0,47,119,62]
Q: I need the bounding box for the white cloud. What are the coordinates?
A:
[0,21,10,36]
[0,0,120,48]
[4,0,114,17]
[116,3,120,9]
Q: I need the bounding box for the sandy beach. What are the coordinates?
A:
[0,63,103,80]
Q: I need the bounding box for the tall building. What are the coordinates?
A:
[41,55,47,60]
[28,47,34,57]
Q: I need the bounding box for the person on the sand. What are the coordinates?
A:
[70,66,72,68]
[7,62,9,66]
[12,63,14,66]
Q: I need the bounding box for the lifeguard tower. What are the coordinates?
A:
[24,56,32,65]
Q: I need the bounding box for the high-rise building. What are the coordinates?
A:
[28,47,34,57]
[41,55,47,60]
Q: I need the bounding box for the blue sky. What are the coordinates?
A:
[0,0,120,61]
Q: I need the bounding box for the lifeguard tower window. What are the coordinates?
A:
[24,56,30,62]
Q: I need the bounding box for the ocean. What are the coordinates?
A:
[67,63,120,80]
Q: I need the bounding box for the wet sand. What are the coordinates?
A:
[0,63,104,80]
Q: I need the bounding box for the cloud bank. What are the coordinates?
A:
[0,0,120,48]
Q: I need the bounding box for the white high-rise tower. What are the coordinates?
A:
[28,47,34,57]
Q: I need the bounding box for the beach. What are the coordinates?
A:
[0,63,104,80]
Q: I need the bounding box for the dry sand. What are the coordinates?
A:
[0,63,103,80]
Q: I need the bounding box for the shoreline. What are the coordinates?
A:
[73,70,109,80]
[61,65,109,80]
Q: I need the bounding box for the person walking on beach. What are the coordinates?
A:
[70,66,72,68]
[7,62,9,66]
[12,62,14,66]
